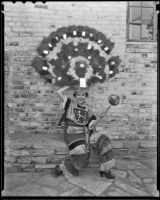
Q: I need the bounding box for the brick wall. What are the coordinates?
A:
[3,2,157,172]
[4,2,157,141]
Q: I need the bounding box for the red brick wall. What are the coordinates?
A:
[4,2,157,140]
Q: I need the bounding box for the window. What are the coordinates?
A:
[127,1,157,42]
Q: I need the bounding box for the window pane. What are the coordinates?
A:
[129,24,141,40]
[142,1,153,7]
[130,7,141,23]
[142,8,154,21]
[141,24,153,40]
[130,1,141,6]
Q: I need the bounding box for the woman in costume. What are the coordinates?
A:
[53,84,116,179]
[31,25,121,180]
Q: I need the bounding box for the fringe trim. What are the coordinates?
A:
[59,161,73,179]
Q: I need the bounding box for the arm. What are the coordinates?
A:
[91,112,106,127]
[57,86,70,101]
[89,105,111,128]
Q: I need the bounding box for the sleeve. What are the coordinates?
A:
[85,114,97,136]
[88,115,97,130]
[60,96,71,111]
[86,109,97,130]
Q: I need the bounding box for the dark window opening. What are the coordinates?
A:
[127,1,157,42]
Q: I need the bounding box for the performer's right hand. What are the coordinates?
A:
[57,86,70,101]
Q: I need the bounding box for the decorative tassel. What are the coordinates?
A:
[82,31,86,36]
[87,44,92,50]
[42,66,48,70]
[43,50,49,55]
[57,76,62,81]
[48,43,52,48]
[37,38,50,56]
[48,43,53,50]
[107,56,121,78]
[63,34,67,39]
[104,46,109,51]
[97,39,102,44]
[73,31,77,36]
[80,64,85,68]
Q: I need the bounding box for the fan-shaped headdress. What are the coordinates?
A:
[32,25,121,89]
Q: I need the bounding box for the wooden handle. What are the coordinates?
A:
[104,104,112,114]
[91,104,112,127]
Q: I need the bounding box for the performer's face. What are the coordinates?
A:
[75,92,87,104]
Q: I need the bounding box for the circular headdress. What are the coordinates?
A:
[32,25,121,88]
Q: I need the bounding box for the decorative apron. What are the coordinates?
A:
[64,101,89,149]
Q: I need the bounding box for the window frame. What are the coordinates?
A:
[127,1,157,42]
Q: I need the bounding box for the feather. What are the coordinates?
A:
[32,25,121,86]
[36,37,52,56]
[107,56,121,78]
[56,26,69,39]
[32,56,44,72]
[102,39,115,54]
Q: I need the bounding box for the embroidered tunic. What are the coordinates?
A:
[57,96,96,152]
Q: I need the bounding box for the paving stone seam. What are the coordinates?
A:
[114,184,139,196]
[114,184,152,197]
[101,182,116,195]
[65,178,96,196]
[129,169,154,195]
[107,187,134,196]
[98,179,116,196]
[114,170,154,197]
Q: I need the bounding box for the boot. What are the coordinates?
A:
[99,170,115,179]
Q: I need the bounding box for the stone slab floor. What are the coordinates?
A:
[2,156,159,197]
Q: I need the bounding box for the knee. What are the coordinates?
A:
[96,135,111,147]
[98,134,110,141]
[96,134,112,155]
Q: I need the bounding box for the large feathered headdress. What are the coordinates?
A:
[32,25,121,88]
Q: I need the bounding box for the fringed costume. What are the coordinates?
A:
[31,25,121,180]
[56,95,115,178]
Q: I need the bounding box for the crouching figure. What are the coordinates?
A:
[53,85,115,179]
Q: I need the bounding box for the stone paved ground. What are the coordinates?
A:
[2,156,159,197]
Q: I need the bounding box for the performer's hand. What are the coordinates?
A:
[57,86,70,101]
